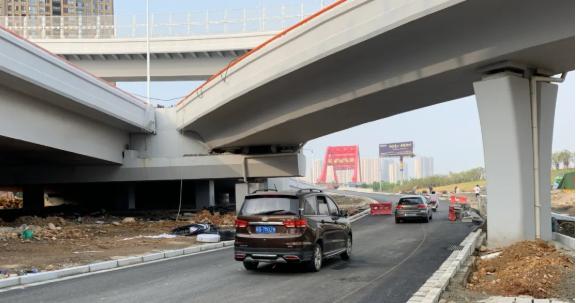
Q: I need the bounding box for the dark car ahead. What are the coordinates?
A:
[234,189,352,272]
[395,195,433,223]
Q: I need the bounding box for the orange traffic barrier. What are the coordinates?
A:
[370,202,392,215]
[448,205,456,221]
[458,196,468,203]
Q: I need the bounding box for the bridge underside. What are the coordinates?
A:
[63,52,241,82]
[178,0,574,151]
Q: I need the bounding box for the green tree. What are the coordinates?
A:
[552,151,562,170]
[554,150,574,169]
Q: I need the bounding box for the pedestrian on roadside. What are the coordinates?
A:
[474,184,481,198]
[454,186,460,194]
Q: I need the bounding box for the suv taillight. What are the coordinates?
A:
[418,204,427,209]
[396,204,403,209]
[283,219,307,228]
[235,219,248,228]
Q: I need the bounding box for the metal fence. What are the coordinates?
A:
[0,0,336,39]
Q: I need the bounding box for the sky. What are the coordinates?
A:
[116,0,575,175]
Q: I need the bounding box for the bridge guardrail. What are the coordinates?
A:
[0,0,336,40]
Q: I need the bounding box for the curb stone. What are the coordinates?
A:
[0,240,234,290]
[407,229,483,303]
[89,260,118,272]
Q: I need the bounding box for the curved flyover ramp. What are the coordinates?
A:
[176,0,574,151]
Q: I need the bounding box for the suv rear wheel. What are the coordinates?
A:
[243,261,259,271]
[341,236,352,260]
[306,243,323,272]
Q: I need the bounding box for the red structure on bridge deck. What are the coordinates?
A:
[317,145,361,184]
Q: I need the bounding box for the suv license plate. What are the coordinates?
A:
[255,226,276,234]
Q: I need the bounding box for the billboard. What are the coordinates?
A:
[379,141,414,157]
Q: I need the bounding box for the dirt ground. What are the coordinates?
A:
[330,194,372,215]
[0,210,235,277]
[462,240,574,301]
[0,195,368,279]
[551,190,575,216]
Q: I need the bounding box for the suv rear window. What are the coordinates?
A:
[398,197,423,205]
[240,196,300,216]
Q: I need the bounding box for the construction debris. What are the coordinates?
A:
[0,211,237,276]
[0,192,22,209]
[468,240,574,299]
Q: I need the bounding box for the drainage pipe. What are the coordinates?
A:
[529,72,566,239]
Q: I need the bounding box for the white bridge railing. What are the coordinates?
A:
[0,0,336,39]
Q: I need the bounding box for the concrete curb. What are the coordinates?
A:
[552,232,575,250]
[407,229,484,303]
[348,208,371,223]
[0,240,235,290]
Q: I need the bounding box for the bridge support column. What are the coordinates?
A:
[23,185,45,210]
[474,72,558,248]
[195,180,215,209]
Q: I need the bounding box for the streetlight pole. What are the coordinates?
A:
[146,0,151,105]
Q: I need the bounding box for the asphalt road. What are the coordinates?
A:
[1,193,475,303]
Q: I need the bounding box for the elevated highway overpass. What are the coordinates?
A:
[0,0,573,247]
[2,1,329,81]
[0,28,154,165]
[175,0,574,246]
[32,33,271,81]
[0,26,302,210]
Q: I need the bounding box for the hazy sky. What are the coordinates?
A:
[116,0,575,175]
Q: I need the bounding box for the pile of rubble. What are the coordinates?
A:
[191,210,235,226]
[468,240,574,299]
[0,192,22,209]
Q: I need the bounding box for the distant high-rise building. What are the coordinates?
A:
[360,158,380,184]
[379,156,434,183]
[0,0,114,38]
[0,0,113,17]
[413,156,434,179]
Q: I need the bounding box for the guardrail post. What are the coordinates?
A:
[242,8,247,32]
[41,16,46,38]
[168,13,173,36]
[187,12,192,35]
[281,4,285,29]
[260,7,266,31]
[205,11,209,34]
[131,15,136,37]
[223,9,228,33]
[78,15,82,38]
[96,15,100,38]
[23,16,28,38]
[150,13,155,37]
[60,16,64,38]
[113,14,117,38]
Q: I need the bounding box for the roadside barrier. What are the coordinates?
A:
[370,201,392,215]
[450,195,468,204]
[448,205,456,221]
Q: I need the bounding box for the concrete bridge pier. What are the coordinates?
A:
[23,185,45,210]
[474,71,560,248]
[195,180,216,209]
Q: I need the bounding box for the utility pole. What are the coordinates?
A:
[146,0,151,105]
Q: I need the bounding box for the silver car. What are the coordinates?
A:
[395,195,433,223]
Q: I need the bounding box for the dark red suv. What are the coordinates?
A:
[234,189,352,272]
